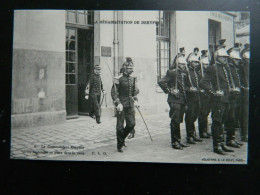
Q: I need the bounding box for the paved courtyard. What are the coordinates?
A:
[10,111,248,164]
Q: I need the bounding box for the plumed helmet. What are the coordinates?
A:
[189,55,199,62]
[229,50,242,60]
[216,48,229,57]
[177,56,186,64]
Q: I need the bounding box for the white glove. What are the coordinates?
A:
[116,103,123,112]
[85,95,89,100]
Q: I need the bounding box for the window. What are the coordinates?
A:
[66,28,77,85]
[66,10,94,26]
[156,11,170,82]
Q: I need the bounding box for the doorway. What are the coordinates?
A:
[208,19,221,62]
[65,28,93,118]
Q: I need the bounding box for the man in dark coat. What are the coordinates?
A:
[200,41,235,155]
[224,48,244,148]
[158,55,190,150]
[85,65,106,124]
[111,62,139,152]
[184,55,203,144]
[198,50,211,138]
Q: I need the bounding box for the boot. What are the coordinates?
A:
[234,140,244,146]
[96,116,101,124]
[200,132,210,139]
[127,133,134,139]
[178,140,190,148]
[221,143,234,152]
[213,143,226,155]
[226,140,240,148]
[172,141,183,150]
[193,137,203,142]
[187,137,196,144]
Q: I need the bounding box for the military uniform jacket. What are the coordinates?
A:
[158,68,189,104]
[228,62,242,100]
[85,73,104,96]
[186,67,201,102]
[199,62,232,103]
[111,74,139,108]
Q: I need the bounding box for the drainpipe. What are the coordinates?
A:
[113,11,119,76]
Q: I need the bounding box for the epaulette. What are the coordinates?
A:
[113,75,123,84]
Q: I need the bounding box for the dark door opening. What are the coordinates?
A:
[65,28,93,118]
[78,29,93,115]
[208,19,221,62]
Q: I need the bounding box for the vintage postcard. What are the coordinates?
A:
[11,10,249,164]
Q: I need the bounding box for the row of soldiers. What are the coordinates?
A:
[84,39,249,155]
[158,39,249,155]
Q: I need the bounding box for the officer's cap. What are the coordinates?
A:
[234,42,240,48]
[179,47,185,53]
[189,55,199,62]
[229,50,241,60]
[194,47,199,52]
[216,48,229,57]
[219,39,226,46]
[94,65,101,70]
[126,57,132,62]
[201,50,208,55]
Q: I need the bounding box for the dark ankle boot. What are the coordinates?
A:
[213,144,226,155]
[96,116,101,124]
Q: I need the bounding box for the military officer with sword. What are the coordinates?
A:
[158,52,190,150]
[110,61,140,153]
[200,40,235,155]
[197,50,211,138]
[184,55,204,144]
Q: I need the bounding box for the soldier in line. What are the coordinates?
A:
[239,44,249,142]
[200,40,235,155]
[170,47,186,69]
[85,65,106,124]
[186,47,200,63]
[158,55,190,150]
[197,50,211,138]
[111,62,139,153]
[223,48,244,148]
[184,55,203,144]
[227,42,242,54]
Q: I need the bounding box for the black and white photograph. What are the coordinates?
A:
[10,10,250,164]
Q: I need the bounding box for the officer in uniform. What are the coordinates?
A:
[186,47,199,63]
[240,44,249,142]
[224,48,244,148]
[227,42,242,54]
[200,40,234,155]
[111,62,139,152]
[85,65,106,124]
[185,55,203,144]
[158,55,190,150]
[170,47,185,69]
[119,57,136,139]
[198,50,211,138]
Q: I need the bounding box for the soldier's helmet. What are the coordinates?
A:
[201,50,208,56]
[229,49,242,60]
[219,39,226,48]
[189,55,199,62]
[94,65,101,70]
[216,48,229,57]
[177,56,186,64]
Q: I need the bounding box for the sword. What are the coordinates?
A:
[135,105,153,141]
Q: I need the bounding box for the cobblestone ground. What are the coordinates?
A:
[10,111,248,164]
